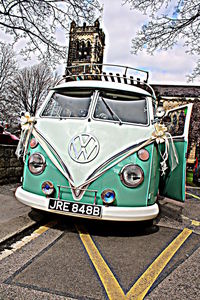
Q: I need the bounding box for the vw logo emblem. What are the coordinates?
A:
[68,133,100,163]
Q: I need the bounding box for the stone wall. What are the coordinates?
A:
[0,144,23,185]
[151,84,200,98]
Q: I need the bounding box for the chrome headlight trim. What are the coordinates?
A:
[120,164,144,188]
[28,153,46,175]
[42,181,54,195]
[101,189,116,204]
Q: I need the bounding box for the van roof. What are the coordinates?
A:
[53,80,153,98]
[55,63,156,98]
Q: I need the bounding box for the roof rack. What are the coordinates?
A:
[59,63,155,97]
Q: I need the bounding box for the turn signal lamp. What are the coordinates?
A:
[42,181,54,196]
[30,138,38,149]
[137,149,149,161]
[101,189,116,204]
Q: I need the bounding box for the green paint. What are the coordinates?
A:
[23,143,157,208]
[159,141,187,201]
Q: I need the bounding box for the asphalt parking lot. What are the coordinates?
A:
[0,184,199,299]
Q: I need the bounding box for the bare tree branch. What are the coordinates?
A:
[124,0,200,80]
[9,63,60,116]
[0,45,60,132]
[0,0,102,65]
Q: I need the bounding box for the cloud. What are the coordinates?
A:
[99,0,199,84]
[0,0,198,84]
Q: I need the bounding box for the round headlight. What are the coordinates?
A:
[28,153,46,175]
[101,189,116,204]
[42,181,54,195]
[120,164,144,188]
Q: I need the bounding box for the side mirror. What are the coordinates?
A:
[155,107,166,118]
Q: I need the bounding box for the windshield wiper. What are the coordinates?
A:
[101,97,123,125]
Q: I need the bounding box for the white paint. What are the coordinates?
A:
[15,187,159,221]
[36,80,154,187]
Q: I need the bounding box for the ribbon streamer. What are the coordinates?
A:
[152,124,179,176]
[16,113,179,190]
[15,113,35,161]
[15,112,74,185]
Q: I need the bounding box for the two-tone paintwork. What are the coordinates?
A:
[15,80,192,221]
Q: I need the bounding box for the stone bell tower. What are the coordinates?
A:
[66,19,105,75]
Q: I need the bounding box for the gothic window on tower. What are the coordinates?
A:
[75,40,79,60]
[79,41,85,61]
[77,40,91,61]
[86,41,91,60]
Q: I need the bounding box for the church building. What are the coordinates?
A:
[66,19,105,75]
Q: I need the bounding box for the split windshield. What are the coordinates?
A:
[41,88,148,125]
[42,89,92,118]
[94,91,148,125]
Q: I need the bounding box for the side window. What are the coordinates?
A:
[164,106,187,136]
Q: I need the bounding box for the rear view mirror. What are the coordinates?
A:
[155,107,166,118]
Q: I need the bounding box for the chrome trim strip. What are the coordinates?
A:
[69,182,90,201]
[34,128,73,183]
[87,139,151,181]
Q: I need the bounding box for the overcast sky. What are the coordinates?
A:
[1,0,198,85]
[99,0,199,84]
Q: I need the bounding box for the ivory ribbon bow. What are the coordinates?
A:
[15,112,75,185]
[152,124,168,143]
[20,112,35,130]
[15,113,35,161]
[16,112,178,190]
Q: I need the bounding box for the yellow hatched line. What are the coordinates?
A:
[34,220,57,234]
[127,228,192,299]
[75,224,126,300]
[76,224,192,300]
[191,220,200,227]
[186,192,200,201]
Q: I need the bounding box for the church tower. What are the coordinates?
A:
[66,19,105,75]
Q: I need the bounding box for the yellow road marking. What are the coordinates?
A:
[34,220,57,234]
[0,220,57,261]
[127,228,192,299]
[76,224,126,300]
[76,225,192,300]
[181,215,200,227]
[191,220,200,227]
[186,192,200,200]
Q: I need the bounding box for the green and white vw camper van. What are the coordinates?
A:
[15,64,192,221]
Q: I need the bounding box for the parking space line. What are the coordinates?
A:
[34,220,57,234]
[76,225,192,300]
[181,215,200,228]
[191,220,200,227]
[126,228,193,299]
[76,224,126,300]
[186,192,200,200]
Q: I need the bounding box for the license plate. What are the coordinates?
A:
[48,199,102,218]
